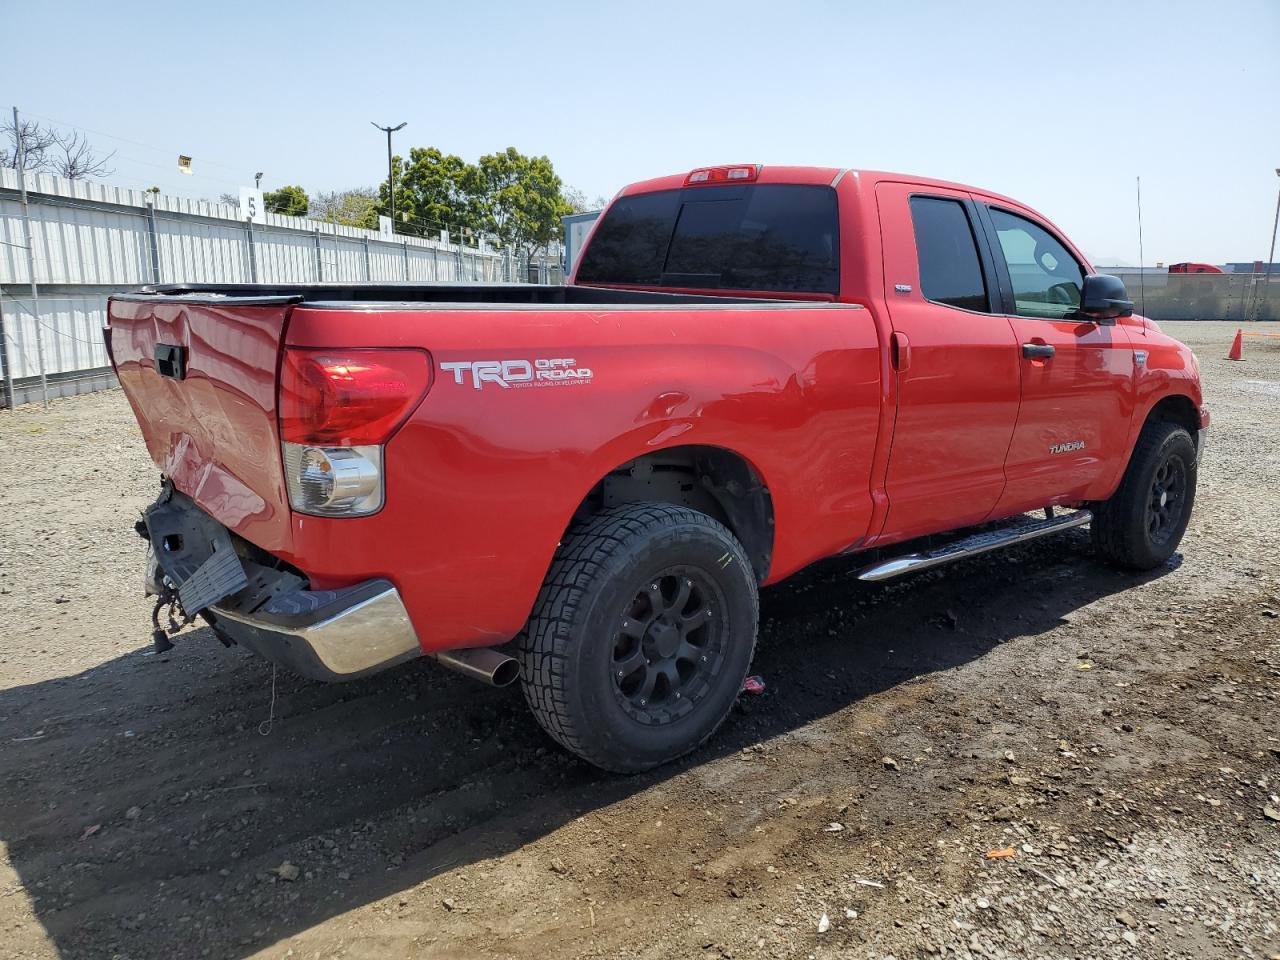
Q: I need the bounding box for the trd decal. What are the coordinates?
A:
[438,357,594,390]
[1048,440,1085,455]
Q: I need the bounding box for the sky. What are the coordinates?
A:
[4,0,1278,266]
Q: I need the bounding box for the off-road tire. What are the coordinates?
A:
[1091,420,1197,570]
[518,502,759,773]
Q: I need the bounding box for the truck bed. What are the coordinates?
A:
[114,282,806,308]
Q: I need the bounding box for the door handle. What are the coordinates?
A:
[891,331,911,371]
[1022,343,1055,360]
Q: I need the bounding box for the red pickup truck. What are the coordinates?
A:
[106,164,1207,772]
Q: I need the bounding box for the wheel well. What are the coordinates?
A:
[1146,394,1199,436]
[572,445,775,583]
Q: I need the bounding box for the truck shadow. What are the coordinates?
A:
[0,530,1171,959]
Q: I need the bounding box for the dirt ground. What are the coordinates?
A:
[0,320,1277,960]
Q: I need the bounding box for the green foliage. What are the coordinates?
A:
[473,148,574,255]
[372,145,572,251]
[373,148,479,239]
[310,188,379,228]
[263,185,309,218]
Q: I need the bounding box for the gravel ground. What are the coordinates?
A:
[0,320,1277,960]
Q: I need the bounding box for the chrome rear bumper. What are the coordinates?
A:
[207,580,422,682]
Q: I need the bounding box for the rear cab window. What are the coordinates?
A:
[576,184,840,295]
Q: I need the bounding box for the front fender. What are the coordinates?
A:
[1097,328,1205,500]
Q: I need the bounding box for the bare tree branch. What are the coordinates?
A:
[1,119,58,172]
[49,130,116,180]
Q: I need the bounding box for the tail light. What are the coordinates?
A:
[686,165,760,186]
[278,349,431,517]
[280,349,432,446]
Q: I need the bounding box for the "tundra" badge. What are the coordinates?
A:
[1048,440,1085,454]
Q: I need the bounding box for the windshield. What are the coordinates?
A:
[576,184,840,295]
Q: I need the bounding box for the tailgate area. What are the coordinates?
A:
[108,295,299,553]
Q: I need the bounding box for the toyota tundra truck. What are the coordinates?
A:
[105,164,1207,772]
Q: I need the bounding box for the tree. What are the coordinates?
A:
[49,130,115,180]
[564,185,608,214]
[375,147,479,239]
[310,187,379,228]
[263,185,309,217]
[1,119,114,180]
[473,148,573,256]
[1,118,56,171]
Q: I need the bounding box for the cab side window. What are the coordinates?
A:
[988,208,1084,320]
[909,197,989,312]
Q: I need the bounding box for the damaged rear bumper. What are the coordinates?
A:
[205,583,421,682]
[143,486,421,682]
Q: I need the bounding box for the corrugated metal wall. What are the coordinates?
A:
[1108,271,1279,322]
[0,168,512,405]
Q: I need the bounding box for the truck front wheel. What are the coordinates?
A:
[518,503,759,773]
[1091,419,1198,570]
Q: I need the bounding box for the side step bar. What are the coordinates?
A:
[857,509,1092,583]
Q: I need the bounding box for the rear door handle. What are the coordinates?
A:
[1022,343,1055,360]
[891,331,911,371]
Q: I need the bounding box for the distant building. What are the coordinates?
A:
[562,211,602,274]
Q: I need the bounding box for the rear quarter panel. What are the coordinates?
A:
[282,303,880,652]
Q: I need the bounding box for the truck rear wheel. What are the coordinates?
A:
[518,502,759,773]
[1091,420,1197,570]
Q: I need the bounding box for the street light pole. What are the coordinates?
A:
[371,121,407,235]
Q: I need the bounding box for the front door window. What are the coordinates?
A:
[989,208,1084,320]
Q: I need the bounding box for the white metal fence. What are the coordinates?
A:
[0,168,514,406]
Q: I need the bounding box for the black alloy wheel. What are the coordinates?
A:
[611,570,728,725]
[1146,453,1188,547]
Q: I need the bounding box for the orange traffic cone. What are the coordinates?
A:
[1227,328,1244,361]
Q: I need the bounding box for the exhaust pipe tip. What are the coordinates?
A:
[432,647,521,687]
[488,656,521,687]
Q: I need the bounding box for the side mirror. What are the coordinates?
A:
[1075,274,1134,325]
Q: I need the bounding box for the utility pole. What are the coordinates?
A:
[13,107,49,409]
[371,121,406,235]
[1261,167,1280,321]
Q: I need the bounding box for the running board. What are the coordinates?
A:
[856,510,1092,583]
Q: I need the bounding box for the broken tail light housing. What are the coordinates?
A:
[279,349,431,517]
[686,165,760,186]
